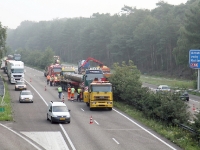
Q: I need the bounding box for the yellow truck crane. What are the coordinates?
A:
[83,78,113,111]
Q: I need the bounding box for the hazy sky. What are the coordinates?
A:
[0,0,187,29]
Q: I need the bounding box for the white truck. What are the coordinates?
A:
[7,60,25,83]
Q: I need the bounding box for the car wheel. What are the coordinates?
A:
[187,98,189,101]
[47,114,49,120]
[51,117,54,124]
[15,88,17,91]
[68,121,70,124]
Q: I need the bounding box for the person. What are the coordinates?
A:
[67,85,71,101]
[71,86,75,101]
[54,75,58,86]
[46,74,50,85]
[76,87,82,102]
[58,86,62,99]
[50,75,53,86]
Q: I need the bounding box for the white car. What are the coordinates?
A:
[15,81,27,91]
[156,85,171,92]
[19,90,33,103]
[47,101,70,124]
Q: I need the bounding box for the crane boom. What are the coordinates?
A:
[81,57,104,68]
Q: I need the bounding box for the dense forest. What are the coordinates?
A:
[4,0,200,79]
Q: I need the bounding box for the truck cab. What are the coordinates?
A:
[84,79,113,111]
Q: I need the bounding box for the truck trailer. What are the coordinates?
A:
[7,60,25,83]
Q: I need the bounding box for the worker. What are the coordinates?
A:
[52,75,55,86]
[67,85,71,101]
[46,74,50,85]
[54,75,58,86]
[71,86,75,101]
[76,87,82,102]
[50,75,53,86]
[58,86,62,99]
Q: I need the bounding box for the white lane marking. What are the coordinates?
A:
[0,124,42,150]
[94,120,99,125]
[21,131,69,150]
[113,109,177,150]
[81,108,84,111]
[112,138,120,144]
[60,125,76,150]
[190,99,200,103]
[25,79,76,150]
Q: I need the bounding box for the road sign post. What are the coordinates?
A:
[189,50,200,90]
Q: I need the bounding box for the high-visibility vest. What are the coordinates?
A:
[68,88,71,93]
[58,87,62,92]
[77,88,81,94]
[71,88,75,94]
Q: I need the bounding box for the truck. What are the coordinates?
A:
[4,55,14,74]
[83,79,113,111]
[44,63,62,77]
[78,57,111,78]
[60,68,105,89]
[7,60,25,83]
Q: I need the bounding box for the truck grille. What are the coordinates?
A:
[94,96,110,100]
[13,75,22,77]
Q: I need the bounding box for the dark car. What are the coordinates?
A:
[175,90,189,101]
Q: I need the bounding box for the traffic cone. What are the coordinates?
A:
[30,78,31,82]
[90,116,93,124]
[62,94,64,103]
[193,104,195,111]
[45,86,46,91]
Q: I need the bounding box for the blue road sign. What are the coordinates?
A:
[189,50,200,69]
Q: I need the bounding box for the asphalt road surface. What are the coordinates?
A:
[0,67,182,150]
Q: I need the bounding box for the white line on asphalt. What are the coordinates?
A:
[113,108,177,150]
[81,108,84,111]
[94,120,99,125]
[0,123,42,150]
[112,138,120,144]
[60,125,76,150]
[25,79,76,150]
[190,99,200,103]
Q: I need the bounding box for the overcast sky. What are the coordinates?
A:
[0,0,187,29]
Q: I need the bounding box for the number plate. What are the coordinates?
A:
[60,118,65,120]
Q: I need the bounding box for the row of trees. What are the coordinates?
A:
[4,0,200,79]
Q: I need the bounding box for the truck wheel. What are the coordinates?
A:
[86,102,89,107]
[108,108,112,111]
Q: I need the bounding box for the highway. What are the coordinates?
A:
[143,83,200,117]
[0,67,182,150]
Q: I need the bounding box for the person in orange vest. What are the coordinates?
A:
[46,75,50,85]
[67,85,71,101]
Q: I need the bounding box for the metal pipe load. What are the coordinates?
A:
[64,73,83,82]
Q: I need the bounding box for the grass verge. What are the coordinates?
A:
[0,79,13,121]
[114,101,200,150]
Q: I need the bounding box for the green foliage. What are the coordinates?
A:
[109,60,142,102]
[0,81,13,121]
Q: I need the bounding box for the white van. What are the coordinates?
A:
[47,101,70,124]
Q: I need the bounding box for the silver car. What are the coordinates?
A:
[19,90,33,103]
[15,81,27,91]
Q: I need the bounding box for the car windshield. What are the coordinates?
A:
[86,74,104,80]
[16,82,25,85]
[21,91,32,95]
[53,106,68,112]
[162,86,169,89]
